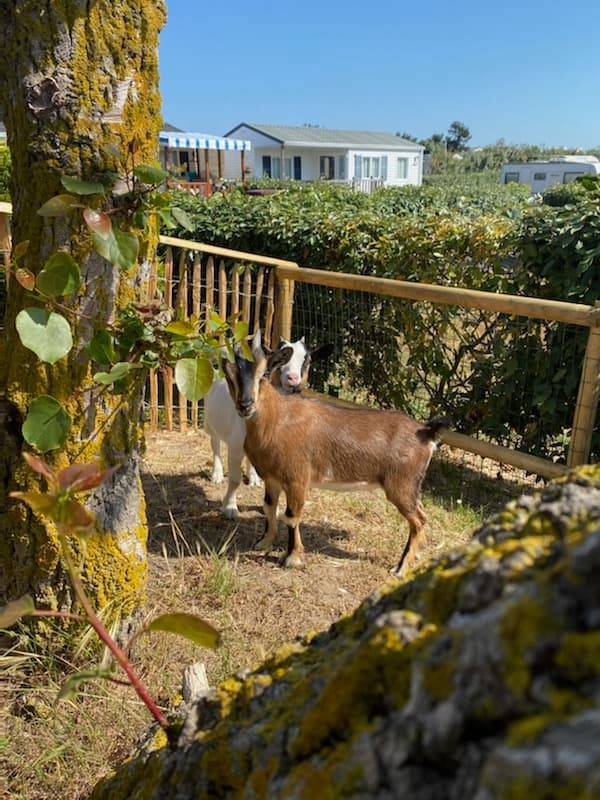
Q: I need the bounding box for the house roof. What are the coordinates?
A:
[162,122,184,132]
[225,123,423,151]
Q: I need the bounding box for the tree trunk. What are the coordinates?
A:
[0,1,166,629]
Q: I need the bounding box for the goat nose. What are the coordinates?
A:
[287,372,300,384]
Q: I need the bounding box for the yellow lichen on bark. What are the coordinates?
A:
[0,1,166,627]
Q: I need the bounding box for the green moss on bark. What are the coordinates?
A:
[0,1,166,625]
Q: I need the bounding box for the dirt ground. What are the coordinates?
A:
[1,430,528,800]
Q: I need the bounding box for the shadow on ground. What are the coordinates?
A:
[141,469,357,563]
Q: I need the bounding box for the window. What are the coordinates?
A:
[381,156,388,180]
[337,156,346,180]
[262,155,271,178]
[563,171,585,184]
[272,158,282,179]
[284,158,292,179]
[372,157,380,179]
[354,155,362,179]
[293,156,302,180]
[533,172,547,181]
[504,171,519,184]
[396,158,408,179]
[319,156,335,180]
[362,157,370,178]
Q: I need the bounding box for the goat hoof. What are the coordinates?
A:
[282,553,305,570]
[223,505,239,520]
[390,564,406,579]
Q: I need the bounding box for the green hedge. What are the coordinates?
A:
[168,181,599,462]
[0,144,10,200]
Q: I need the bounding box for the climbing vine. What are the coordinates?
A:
[0,153,250,722]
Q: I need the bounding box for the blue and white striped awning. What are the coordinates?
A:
[159,132,251,151]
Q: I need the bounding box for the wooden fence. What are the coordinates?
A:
[0,202,598,479]
[149,237,599,479]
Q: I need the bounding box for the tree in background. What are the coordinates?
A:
[0,0,166,636]
[446,121,472,152]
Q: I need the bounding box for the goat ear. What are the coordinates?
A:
[310,343,334,362]
[251,330,265,362]
[267,346,293,372]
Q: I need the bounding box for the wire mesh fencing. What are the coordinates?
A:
[290,279,598,476]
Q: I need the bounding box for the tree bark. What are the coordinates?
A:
[91,466,600,799]
[0,1,166,627]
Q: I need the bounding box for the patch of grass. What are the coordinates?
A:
[1,430,529,800]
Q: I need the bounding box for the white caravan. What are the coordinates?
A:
[500,155,600,193]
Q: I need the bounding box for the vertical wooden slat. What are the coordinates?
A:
[164,246,174,307]
[231,266,240,319]
[163,247,174,431]
[219,259,227,321]
[191,252,202,429]
[253,268,265,333]
[242,265,252,323]
[217,149,223,180]
[147,252,159,430]
[149,370,159,431]
[264,269,276,347]
[177,250,188,432]
[568,300,600,466]
[205,255,214,322]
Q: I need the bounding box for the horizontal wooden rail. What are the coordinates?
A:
[276,265,599,328]
[159,235,299,270]
[304,390,568,479]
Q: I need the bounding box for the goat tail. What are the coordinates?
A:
[419,416,450,442]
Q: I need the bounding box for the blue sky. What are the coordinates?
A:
[159,0,600,148]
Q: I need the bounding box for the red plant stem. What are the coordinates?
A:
[62,546,168,728]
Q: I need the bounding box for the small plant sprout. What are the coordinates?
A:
[3,453,220,730]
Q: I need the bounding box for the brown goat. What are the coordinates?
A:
[223,331,448,575]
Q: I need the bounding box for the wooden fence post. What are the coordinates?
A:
[176,250,188,432]
[163,247,174,432]
[274,270,295,342]
[567,302,600,466]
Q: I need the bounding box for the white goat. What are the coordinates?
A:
[204,337,331,518]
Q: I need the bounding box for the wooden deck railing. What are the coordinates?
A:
[1,202,598,478]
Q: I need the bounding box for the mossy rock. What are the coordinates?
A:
[90,466,600,799]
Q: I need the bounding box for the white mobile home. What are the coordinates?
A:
[224,123,424,191]
[501,155,600,193]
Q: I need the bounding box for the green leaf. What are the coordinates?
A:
[233,320,248,343]
[16,308,73,363]
[37,194,82,217]
[165,320,197,337]
[133,164,168,184]
[22,395,71,452]
[88,330,118,365]
[0,595,35,629]
[91,224,139,270]
[171,206,194,232]
[174,358,214,401]
[58,668,114,702]
[36,252,81,297]
[93,362,134,385]
[13,240,29,261]
[147,612,220,649]
[208,311,226,332]
[60,176,105,195]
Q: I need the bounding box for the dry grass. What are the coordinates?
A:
[0,430,527,800]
